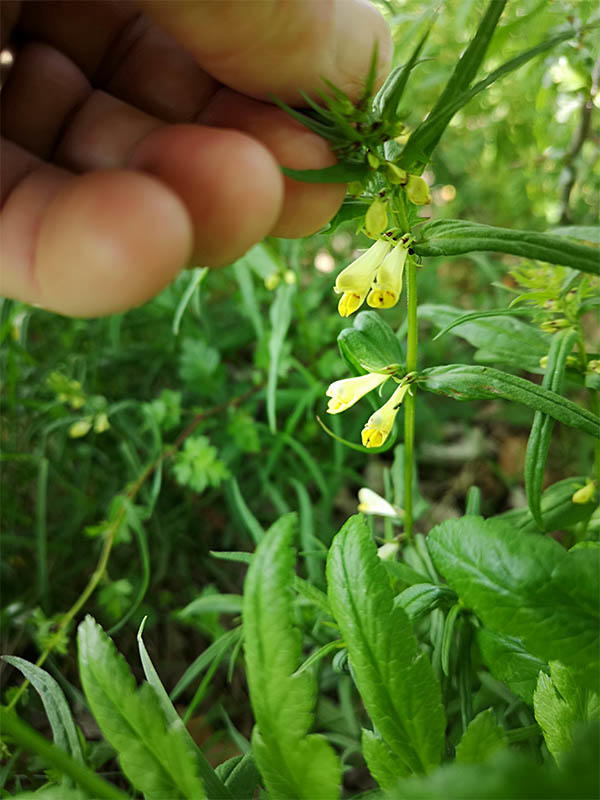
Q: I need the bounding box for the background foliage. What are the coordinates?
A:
[1,0,598,797]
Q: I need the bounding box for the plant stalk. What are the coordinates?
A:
[404,255,419,541]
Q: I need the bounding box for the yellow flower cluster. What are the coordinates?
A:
[334,239,409,317]
[326,373,411,448]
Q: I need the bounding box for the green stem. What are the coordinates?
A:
[404,256,419,541]
[590,391,600,489]
[0,709,129,800]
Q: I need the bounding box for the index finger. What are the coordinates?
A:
[139,0,392,105]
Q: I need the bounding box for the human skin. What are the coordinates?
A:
[0,0,391,316]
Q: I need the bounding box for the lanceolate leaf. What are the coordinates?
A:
[427,517,600,689]
[524,329,578,528]
[400,25,580,172]
[2,656,83,763]
[373,25,433,122]
[399,0,506,169]
[242,514,340,800]
[419,365,599,438]
[413,220,600,275]
[77,616,209,800]
[327,516,445,779]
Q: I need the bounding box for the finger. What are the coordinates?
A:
[1,145,194,317]
[139,0,392,104]
[198,88,345,238]
[16,1,217,123]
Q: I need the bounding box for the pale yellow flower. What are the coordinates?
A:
[361,382,410,448]
[367,242,408,309]
[334,239,391,314]
[572,480,596,504]
[69,418,92,438]
[326,372,390,414]
[377,541,400,560]
[365,198,388,238]
[357,487,402,518]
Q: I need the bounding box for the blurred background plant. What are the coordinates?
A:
[1,0,598,795]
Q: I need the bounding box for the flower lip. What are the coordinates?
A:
[361,381,410,448]
[334,239,391,296]
[326,372,390,414]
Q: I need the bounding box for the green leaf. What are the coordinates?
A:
[399,1,506,170]
[552,225,600,244]
[281,163,370,183]
[373,25,432,122]
[361,729,402,791]
[389,721,600,799]
[2,656,83,764]
[455,708,508,764]
[169,627,242,702]
[497,476,597,534]
[176,594,243,620]
[395,583,457,622]
[136,619,230,800]
[13,788,88,800]
[268,283,295,433]
[427,517,600,689]
[327,516,445,777]
[419,304,548,372]
[338,310,405,374]
[216,753,261,798]
[476,629,547,705]
[534,662,600,765]
[525,329,578,528]
[419,365,599,438]
[414,219,600,275]
[242,514,341,800]
[77,616,208,800]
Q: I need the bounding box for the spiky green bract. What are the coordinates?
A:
[242,514,340,800]
[327,515,445,785]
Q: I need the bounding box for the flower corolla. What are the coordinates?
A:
[326,372,390,414]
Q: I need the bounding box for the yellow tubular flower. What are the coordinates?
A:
[326,372,390,414]
[334,239,391,297]
[361,382,410,448]
[338,291,367,317]
[367,243,408,309]
[572,481,596,504]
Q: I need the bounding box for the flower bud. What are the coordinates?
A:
[283,270,297,285]
[406,175,431,206]
[572,481,596,504]
[377,542,400,561]
[365,198,388,238]
[94,413,110,433]
[69,418,92,438]
[386,162,407,185]
[264,272,280,291]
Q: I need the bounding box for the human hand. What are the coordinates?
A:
[0,0,391,316]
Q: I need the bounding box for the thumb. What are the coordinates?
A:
[138,0,392,105]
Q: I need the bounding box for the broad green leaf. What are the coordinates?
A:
[455,708,507,764]
[13,789,87,800]
[534,662,600,765]
[77,616,208,800]
[136,620,229,800]
[525,329,577,528]
[399,1,505,170]
[389,722,600,799]
[327,516,445,777]
[338,310,405,374]
[2,656,83,763]
[281,163,370,183]
[419,365,599,438]
[243,514,340,800]
[497,476,597,534]
[218,753,261,798]
[268,283,295,433]
[418,304,548,372]
[476,629,547,705]
[414,219,600,275]
[361,729,404,790]
[428,517,600,689]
